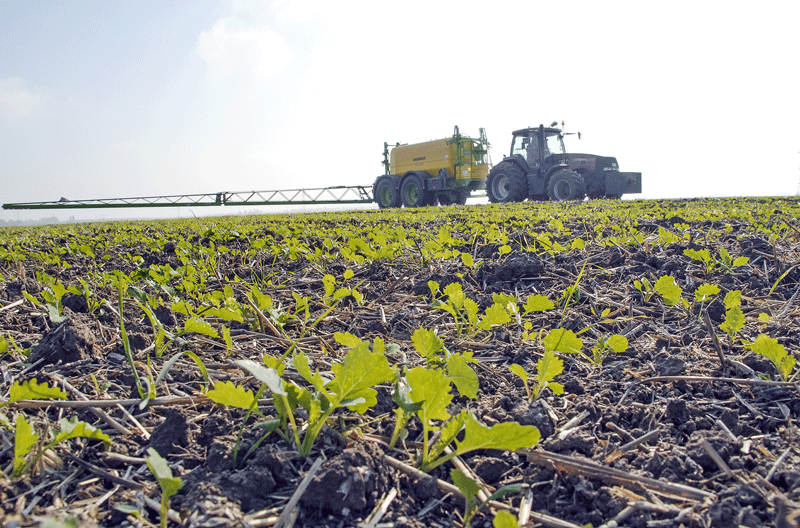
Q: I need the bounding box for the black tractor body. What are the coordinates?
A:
[486,124,641,203]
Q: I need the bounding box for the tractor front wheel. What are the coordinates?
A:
[547,170,586,201]
[401,174,430,208]
[486,164,527,203]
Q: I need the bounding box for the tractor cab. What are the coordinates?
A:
[510,125,566,172]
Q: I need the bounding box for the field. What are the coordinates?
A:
[1,197,800,528]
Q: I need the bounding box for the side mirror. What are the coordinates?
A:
[578,132,581,139]
[550,121,558,127]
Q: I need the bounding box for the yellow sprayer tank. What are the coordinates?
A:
[373,126,491,209]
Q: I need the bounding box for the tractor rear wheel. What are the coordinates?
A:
[547,169,586,201]
[486,164,527,203]
[401,174,430,208]
[375,178,401,209]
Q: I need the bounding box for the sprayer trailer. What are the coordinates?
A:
[372,126,491,208]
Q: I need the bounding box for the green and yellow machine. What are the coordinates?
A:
[2,123,641,213]
[372,126,491,208]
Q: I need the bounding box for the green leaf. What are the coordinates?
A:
[338,387,376,413]
[204,306,243,323]
[492,293,518,310]
[723,290,742,309]
[533,351,564,398]
[343,269,355,280]
[22,291,41,308]
[184,317,219,338]
[536,351,564,385]
[47,303,67,323]
[605,335,629,353]
[8,378,68,403]
[327,343,394,408]
[429,410,468,461]
[145,447,183,504]
[444,282,466,310]
[732,256,749,267]
[295,352,329,395]
[453,414,540,457]
[392,377,424,414]
[53,417,111,446]
[446,354,479,399]
[571,238,586,250]
[146,446,178,482]
[461,252,475,268]
[508,364,528,383]
[234,359,287,396]
[433,299,458,321]
[543,328,583,355]
[493,509,521,528]
[719,306,745,337]
[13,414,38,476]
[113,504,141,516]
[221,326,233,351]
[207,381,255,409]
[428,280,440,298]
[322,274,336,297]
[654,275,684,306]
[412,327,445,361]
[451,468,480,502]
[748,334,796,381]
[463,298,480,325]
[684,248,711,264]
[39,516,81,528]
[657,227,681,245]
[334,331,363,349]
[749,334,784,363]
[477,303,512,331]
[523,294,554,313]
[718,247,732,266]
[694,283,720,303]
[407,366,452,423]
[487,483,524,503]
[333,287,353,300]
[249,285,273,311]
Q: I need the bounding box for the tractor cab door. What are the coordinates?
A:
[540,128,568,173]
[511,132,542,172]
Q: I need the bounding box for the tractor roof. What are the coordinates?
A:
[512,126,562,137]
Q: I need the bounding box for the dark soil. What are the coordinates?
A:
[2,198,800,528]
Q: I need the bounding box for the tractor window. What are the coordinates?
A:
[511,136,530,158]
[512,135,543,166]
[545,133,566,156]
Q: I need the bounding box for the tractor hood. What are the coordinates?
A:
[550,153,619,173]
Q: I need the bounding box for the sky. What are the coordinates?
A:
[1,0,799,222]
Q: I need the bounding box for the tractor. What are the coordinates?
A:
[486,122,641,203]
